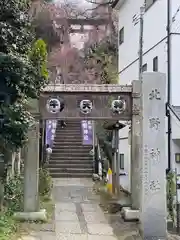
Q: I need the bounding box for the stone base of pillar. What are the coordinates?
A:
[121,207,139,221]
[13,209,47,222]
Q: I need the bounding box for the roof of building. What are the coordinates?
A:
[103,121,126,130]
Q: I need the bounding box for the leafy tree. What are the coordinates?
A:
[0,0,48,150]
[84,37,118,170]
[84,37,118,84]
[29,38,49,91]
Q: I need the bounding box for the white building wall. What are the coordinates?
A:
[120,41,167,83]
[119,125,131,192]
[172,140,180,174]
[172,114,180,140]
[117,0,180,191]
[118,0,167,75]
[118,0,180,105]
[171,35,180,105]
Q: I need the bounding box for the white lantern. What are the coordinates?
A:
[46,98,61,114]
[80,99,93,114]
[111,98,126,114]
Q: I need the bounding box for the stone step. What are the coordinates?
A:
[52,149,90,153]
[57,121,81,124]
[52,147,89,150]
[50,158,92,162]
[54,140,84,143]
[54,140,82,144]
[51,152,90,156]
[56,133,81,136]
[53,141,84,145]
[56,127,81,130]
[54,136,82,140]
[55,132,82,136]
[47,163,92,168]
[49,167,93,173]
[52,145,91,149]
[56,128,81,131]
[55,135,82,138]
[50,155,92,159]
[56,122,80,125]
[56,125,81,128]
[55,130,81,134]
[49,120,93,178]
[49,159,92,164]
[52,149,90,152]
[54,138,83,141]
[50,172,92,178]
[54,140,83,144]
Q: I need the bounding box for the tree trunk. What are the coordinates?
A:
[4,149,14,181]
[15,149,21,175]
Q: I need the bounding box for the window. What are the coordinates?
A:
[142,63,147,72]
[175,153,180,163]
[119,27,124,45]
[145,0,157,11]
[153,56,158,72]
[119,154,124,170]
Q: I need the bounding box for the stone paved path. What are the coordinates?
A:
[52,178,119,240]
[20,178,140,240]
[19,178,180,240]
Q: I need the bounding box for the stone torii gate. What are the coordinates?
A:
[22,72,167,239]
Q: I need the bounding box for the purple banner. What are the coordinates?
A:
[81,120,93,145]
[45,120,57,148]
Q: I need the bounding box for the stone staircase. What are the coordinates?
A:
[48,120,93,178]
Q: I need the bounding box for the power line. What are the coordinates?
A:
[138,6,144,81]
[168,104,180,123]
[172,5,180,24]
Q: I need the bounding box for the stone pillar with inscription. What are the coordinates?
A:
[24,122,39,212]
[14,122,47,221]
[140,72,167,239]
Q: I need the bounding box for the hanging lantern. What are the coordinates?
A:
[80,99,93,114]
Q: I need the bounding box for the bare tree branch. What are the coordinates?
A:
[57,0,92,18]
[85,0,114,5]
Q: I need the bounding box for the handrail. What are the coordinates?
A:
[97,137,104,179]
[97,138,101,161]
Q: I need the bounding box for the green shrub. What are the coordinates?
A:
[39,168,53,198]
[4,175,24,214]
[0,212,16,240]
[166,171,176,221]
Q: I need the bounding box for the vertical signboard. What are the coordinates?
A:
[81,120,93,145]
[45,120,57,147]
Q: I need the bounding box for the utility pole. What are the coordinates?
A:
[166,0,172,172]
[133,5,144,80]
[138,6,144,80]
